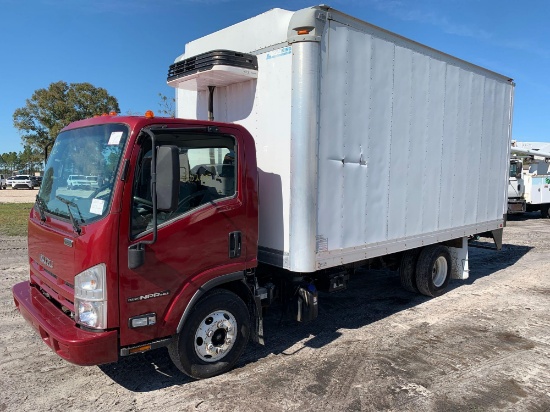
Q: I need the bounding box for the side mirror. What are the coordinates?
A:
[156,145,179,212]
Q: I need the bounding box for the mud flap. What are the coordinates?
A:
[491,228,503,251]
[251,292,265,345]
[449,237,470,280]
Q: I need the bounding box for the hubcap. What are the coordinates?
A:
[194,310,237,362]
[432,256,448,288]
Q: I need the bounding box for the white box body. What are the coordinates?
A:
[170,6,514,272]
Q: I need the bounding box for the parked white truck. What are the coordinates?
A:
[509,142,550,217]
[11,4,515,381]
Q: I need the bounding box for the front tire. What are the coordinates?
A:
[168,289,250,379]
[416,245,451,297]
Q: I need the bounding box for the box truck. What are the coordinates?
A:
[13,5,514,379]
[509,142,550,217]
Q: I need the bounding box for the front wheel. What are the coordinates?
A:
[168,289,250,379]
[416,245,451,297]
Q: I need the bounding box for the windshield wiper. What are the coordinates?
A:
[35,195,47,222]
[56,195,84,235]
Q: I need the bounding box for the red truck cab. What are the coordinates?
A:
[13,114,259,378]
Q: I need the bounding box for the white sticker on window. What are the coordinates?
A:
[90,198,105,215]
[108,131,123,145]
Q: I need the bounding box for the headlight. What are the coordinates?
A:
[75,264,107,329]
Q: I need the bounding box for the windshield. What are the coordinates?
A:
[37,124,128,225]
[509,162,520,178]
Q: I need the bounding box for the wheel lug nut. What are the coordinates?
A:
[206,344,214,352]
[206,330,213,337]
[225,338,232,344]
[217,321,225,328]
[216,347,223,354]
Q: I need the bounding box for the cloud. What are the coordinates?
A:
[363,0,548,59]
[366,0,491,40]
[502,39,550,59]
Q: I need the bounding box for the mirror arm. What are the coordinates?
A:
[128,129,158,270]
[140,129,158,246]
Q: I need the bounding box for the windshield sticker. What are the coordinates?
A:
[90,198,105,215]
[108,131,123,145]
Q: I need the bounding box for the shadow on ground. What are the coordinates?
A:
[99,242,532,392]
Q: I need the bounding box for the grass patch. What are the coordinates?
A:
[0,203,33,236]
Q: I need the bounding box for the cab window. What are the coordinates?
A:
[131,133,237,238]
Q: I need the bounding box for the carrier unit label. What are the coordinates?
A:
[266,46,291,60]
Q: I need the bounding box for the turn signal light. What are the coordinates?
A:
[128,344,152,354]
[297,29,311,35]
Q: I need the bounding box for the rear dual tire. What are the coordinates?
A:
[399,248,421,293]
[400,244,452,297]
[541,204,550,219]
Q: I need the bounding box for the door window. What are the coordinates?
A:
[131,134,237,238]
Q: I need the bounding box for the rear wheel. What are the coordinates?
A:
[168,289,250,379]
[399,248,421,293]
[541,204,550,219]
[416,245,451,297]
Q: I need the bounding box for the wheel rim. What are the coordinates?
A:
[194,310,237,362]
[432,256,448,287]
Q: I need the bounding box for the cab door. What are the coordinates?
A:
[117,129,248,347]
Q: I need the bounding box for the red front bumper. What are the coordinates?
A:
[12,281,118,366]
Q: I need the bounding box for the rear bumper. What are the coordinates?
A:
[12,281,118,366]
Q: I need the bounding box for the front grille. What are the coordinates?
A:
[45,268,74,289]
[38,286,75,319]
[30,257,75,314]
[167,49,258,82]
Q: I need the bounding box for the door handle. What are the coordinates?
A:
[229,231,241,258]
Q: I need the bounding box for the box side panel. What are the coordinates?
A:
[317,18,512,266]
[176,48,293,260]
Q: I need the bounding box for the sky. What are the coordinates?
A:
[1,0,549,154]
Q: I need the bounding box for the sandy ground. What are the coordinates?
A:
[0,187,38,203]
[1,213,550,411]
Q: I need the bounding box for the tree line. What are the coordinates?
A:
[9,81,176,172]
[0,147,43,176]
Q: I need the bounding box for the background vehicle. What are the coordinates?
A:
[66,174,89,190]
[85,176,99,189]
[509,142,550,218]
[13,5,514,380]
[10,175,36,190]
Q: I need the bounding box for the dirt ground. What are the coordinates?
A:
[0,187,38,203]
[1,211,550,411]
